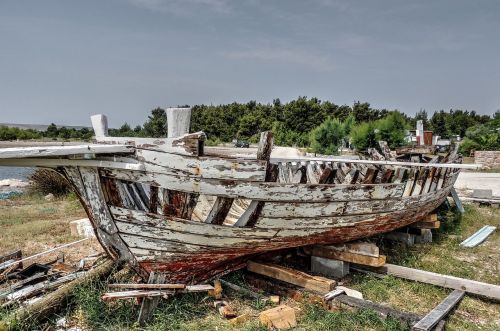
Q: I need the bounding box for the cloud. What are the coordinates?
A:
[129,0,231,15]
[222,47,335,72]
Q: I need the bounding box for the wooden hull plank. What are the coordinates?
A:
[103,169,405,202]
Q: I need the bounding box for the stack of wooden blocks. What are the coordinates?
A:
[303,241,386,278]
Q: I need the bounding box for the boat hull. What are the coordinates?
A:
[61,164,458,283]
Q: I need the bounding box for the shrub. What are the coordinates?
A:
[310,117,345,155]
[350,122,378,151]
[375,111,408,148]
[459,119,500,154]
[29,169,72,196]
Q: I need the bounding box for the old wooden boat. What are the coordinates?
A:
[0,108,473,283]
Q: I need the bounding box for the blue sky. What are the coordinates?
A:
[0,0,499,127]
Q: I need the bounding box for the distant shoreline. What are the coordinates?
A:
[0,140,85,148]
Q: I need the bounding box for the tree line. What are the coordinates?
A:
[0,123,93,141]
[1,97,498,154]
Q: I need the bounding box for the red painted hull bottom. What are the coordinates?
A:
[137,200,442,283]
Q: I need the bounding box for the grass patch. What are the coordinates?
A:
[347,203,500,330]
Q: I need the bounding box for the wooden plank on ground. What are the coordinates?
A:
[304,245,386,267]
[412,290,465,331]
[381,264,500,300]
[247,261,335,294]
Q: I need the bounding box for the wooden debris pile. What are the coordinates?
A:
[0,250,101,310]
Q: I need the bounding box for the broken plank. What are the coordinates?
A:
[138,272,166,326]
[103,290,171,300]
[304,245,386,267]
[412,290,465,331]
[460,226,496,248]
[381,264,500,300]
[109,283,186,290]
[247,261,335,294]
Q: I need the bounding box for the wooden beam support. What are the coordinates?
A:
[450,188,464,214]
[412,290,465,331]
[304,245,386,267]
[247,261,335,294]
[380,264,500,301]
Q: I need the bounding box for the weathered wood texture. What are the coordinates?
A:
[95,132,206,156]
[138,272,166,326]
[0,144,135,159]
[304,245,386,267]
[247,261,336,294]
[381,264,500,300]
[0,260,115,329]
[412,290,465,331]
[103,169,406,202]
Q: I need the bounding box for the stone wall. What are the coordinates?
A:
[475,150,500,168]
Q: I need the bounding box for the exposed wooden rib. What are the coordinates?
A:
[306,162,320,184]
[403,169,417,196]
[362,168,378,184]
[234,131,275,227]
[126,183,147,211]
[115,180,135,209]
[204,197,234,225]
[318,166,336,184]
[162,189,198,219]
[422,168,436,193]
[149,186,159,213]
[411,168,428,196]
[134,183,150,204]
[380,169,394,183]
[271,157,480,169]
[437,168,448,190]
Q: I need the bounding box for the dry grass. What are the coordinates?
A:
[0,193,102,266]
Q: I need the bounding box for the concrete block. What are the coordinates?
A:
[384,231,415,246]
[414,229,432,244]
[473,189,493,199]
[70,218,95,238]
[311,256,349,279]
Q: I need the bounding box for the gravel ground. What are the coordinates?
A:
[455,172,500,196]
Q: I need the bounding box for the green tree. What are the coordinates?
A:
[350,122,378,151]
[143,108,168,137]
[376,111,408,148]
[46,123,59,138]
[310,117,345,155]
